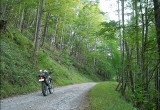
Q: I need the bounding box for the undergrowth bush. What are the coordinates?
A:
[1,36,40,99]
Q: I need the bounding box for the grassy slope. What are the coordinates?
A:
[0,24,100,99]
[87,82,135,110]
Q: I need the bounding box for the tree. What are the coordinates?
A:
[34,1,40,43]
[34,0,46,62]
[153,0,160,109]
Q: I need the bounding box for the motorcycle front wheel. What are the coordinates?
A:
[42,82,48,96]
[49,82,54,94]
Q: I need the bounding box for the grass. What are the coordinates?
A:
[87,82,135,110]
[0,24,100,99]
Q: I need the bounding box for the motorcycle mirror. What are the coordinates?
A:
[40,70,42,72]
[44,70,48,73]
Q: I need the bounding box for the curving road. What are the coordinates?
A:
[1,83,97,110]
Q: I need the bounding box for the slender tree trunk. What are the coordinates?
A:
[49,37,54,51]
[77,42,81,63]
[55,17,60,48]
[34,1,40,43]
[116,78,122,91]
[94,38,97,72]
[139,0,145,83]
[144,0,149,97]
[70,45,74,56]
[19,8,24,30]
[135,0,140,76]
[69,24,72,43]
[27,8,32,27]
[33,0,46,62]
[52,17,59,48]
[41,12,50,48]
[49,17,59,50]
[156,66,160,110]
[124,41,135,93]
[21,7,28,32]
[60,27,64,52]
[153,0,160,109]
[15,4,21,28]
[121,0,125,96]
[116,0,122,91]
[1,0,8,17]
[153,0,160,62]
[30,17,35,27]
[146,57,150,99]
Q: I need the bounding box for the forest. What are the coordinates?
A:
[0,0,160,109]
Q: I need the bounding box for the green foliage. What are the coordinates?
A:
[6,24,34,50]
[60,51,74,66]
[128,84,158,109]
[87,82,135,110]
[99,21,118,40]
[0,1,127,108]
[0,23,101,99]
[1,36,40,99]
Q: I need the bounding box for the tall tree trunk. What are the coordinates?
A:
[153,0,160,109]
[135,0,140,76]
[144,0,149,98]
[155,66,160,110]
[124,41,135,93]
[34,1,40,43]
[115,0,122,91]
[33,0,46,62]
[94,37,97,72]
[121,0,125,96]
[139,0,145,83]
[153,0,160,62]
[41,12,50,48]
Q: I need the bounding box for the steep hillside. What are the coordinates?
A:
[0,24,100,99]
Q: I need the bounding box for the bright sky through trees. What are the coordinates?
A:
[99,0,118,21]
[99,0,132,23]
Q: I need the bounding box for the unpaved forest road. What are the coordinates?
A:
[1,83,97,110]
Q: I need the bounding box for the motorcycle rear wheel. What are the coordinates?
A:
[42,82,48,96]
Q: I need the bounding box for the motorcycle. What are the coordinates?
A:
[38,70,54,96]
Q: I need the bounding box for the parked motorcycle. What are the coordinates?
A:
[38,70,54,96]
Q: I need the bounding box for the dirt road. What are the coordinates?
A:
[1,83,97,110]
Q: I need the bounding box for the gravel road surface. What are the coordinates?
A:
[1,83,97,110]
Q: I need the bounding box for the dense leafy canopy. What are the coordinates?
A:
[1,0,160,109]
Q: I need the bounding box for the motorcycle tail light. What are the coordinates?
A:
[39,77,44,81]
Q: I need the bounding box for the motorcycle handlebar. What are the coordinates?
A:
[49,72,54,75]
[39,70,54,75]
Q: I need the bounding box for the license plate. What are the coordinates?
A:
[39,77,44,81]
